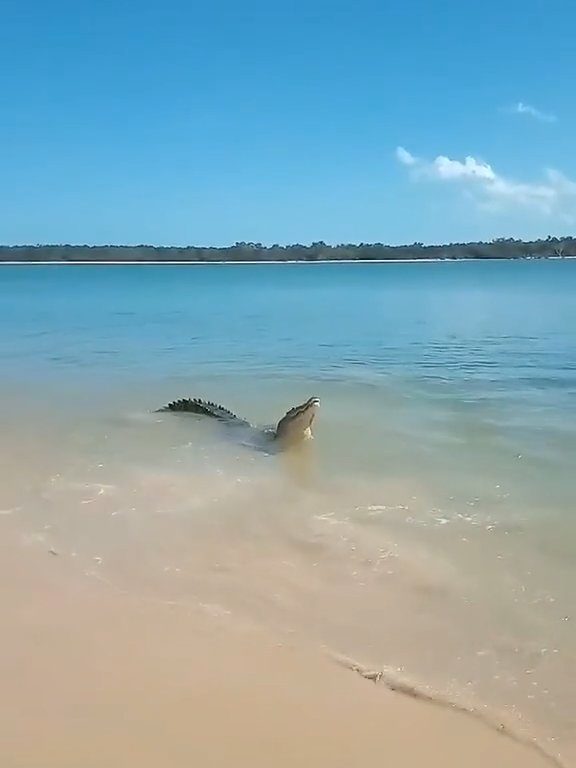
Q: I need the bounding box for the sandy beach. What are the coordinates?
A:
[0,528,557,768]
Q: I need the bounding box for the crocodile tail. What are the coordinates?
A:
[156,397,248,424]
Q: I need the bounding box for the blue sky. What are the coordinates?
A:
[1,0,574,246]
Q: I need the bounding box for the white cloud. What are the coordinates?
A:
[431,155,496,181]
[508,101,557,123]
[395,146,417,166]
[395,146,576,217]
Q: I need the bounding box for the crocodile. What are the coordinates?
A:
[156,396,320,450]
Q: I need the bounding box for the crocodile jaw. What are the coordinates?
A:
[274,397,320,446]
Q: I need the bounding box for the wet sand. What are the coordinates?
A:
[0,533,556,768]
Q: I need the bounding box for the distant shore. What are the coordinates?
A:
[1,237,575,264]
[2,257,576,265]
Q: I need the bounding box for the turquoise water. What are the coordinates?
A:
[2,261,575,503]
[2,261,576,390]
[1,261,575,763]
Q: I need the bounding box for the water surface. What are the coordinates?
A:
[1,261,575,763]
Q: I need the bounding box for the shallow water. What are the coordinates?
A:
[1,262,575,763]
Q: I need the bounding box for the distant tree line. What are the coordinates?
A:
[1,237,575,262]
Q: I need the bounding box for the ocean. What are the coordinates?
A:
[1,260,575,764]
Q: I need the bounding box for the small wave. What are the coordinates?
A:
[329,651,565,768]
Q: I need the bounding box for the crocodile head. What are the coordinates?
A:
[274,397,320,446]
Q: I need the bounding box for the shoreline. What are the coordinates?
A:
[0,534,561,768]
[1,256,575,265]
